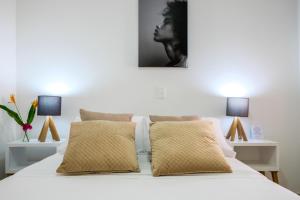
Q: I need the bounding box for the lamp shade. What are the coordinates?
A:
[226,97,249,117]
[37,95,61,116]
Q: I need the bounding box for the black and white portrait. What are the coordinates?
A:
[139,0,188,68]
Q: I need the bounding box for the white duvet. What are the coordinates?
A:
[0,154,299,200]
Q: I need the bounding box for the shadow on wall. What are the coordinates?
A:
[0,112,17,179]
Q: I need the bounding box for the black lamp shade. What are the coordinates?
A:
[37,95,61,116]
[226,97,249,117]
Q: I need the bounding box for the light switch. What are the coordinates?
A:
[155,87,166,100]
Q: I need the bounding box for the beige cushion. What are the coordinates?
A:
[57,120,139,174]
[150,121,232,176]
[149,115,200,122]
[80,109,133,121]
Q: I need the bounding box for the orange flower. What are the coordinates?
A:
[9,94,16,104]
[32,99,38,109]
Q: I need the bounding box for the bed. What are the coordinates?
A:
[0,153,299,200]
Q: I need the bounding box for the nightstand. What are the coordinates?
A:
[229,139,279,183]
[5,139,65,174]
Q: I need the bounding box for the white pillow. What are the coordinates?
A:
[57,138,68,155]
[132,116,148,154]
[143,117,151,152]
[201,117,236,158]
[57,116,81,154]
[73,116,81,122]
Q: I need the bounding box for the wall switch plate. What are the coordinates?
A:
[155,87,166,100]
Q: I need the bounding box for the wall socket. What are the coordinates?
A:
[154,87,166,100]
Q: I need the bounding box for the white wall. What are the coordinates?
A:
[15,0,300,193]
[299,0,300,77]
[0,0,17,179]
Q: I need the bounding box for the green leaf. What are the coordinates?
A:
[0,105,24,126]
[26,105,36,124]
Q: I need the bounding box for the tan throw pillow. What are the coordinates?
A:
[80,109,133,121]
[150,121,232,176]
[149,115,200,122]
[57,120,139,174]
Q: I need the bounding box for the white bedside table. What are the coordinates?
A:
[229,139,279,183]
[5,139,65,174]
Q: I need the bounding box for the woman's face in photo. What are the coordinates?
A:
[154,17,175,42]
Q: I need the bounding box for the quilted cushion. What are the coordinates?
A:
[149,115,199,122]
[150,121,232,176]
[57,120,139,174]
[80,109,133,121]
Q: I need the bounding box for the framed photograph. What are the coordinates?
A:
[250,125,264,139]
[139,0,188,68]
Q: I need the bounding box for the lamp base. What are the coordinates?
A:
[38,116,60,142]
[226,117,248,141]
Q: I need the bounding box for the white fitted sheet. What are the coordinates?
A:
[0,154,299,200]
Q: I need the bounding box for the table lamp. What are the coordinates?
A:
[37,95,61,142]
[225,97,249,141]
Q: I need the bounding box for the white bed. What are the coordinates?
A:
[0,153,299,200]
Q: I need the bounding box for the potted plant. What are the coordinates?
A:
[0,94,38,142]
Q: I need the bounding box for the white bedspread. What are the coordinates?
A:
[0,154,299,200]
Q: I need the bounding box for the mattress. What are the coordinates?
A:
[0,153,299,200]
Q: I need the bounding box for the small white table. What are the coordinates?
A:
[5,139,65,174]
[229,139,279,183]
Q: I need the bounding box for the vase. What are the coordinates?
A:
[22,131,30,142]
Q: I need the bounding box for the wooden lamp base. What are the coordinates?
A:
[38,116,60,142]
[226,117,248,141]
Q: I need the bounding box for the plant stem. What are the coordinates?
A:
[25,132,29,142]
[14,102,24,123]
[23,131,29,142]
